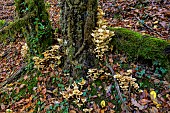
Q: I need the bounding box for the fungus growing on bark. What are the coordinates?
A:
[33,44,62,70]
[91,6,114,60]
[21,43,28,58]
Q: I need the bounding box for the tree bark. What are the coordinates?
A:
[60,0,98,77]
[14,0,52,55]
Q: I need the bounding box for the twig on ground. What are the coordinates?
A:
[0,64,26,88]
[106,61,131,113]
[135,16,163,37]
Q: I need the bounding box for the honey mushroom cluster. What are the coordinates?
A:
[87,68,111,80]
[21,43,28,58]
[83,108,93,113]
[33,45,62,70]
[91,6,115,60]
[60,79,87,107]
[114,69,139,91]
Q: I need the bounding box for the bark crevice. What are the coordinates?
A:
[60,0,98,77]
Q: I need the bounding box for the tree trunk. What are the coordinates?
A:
[60,0,98,77]
[14,0,52,55]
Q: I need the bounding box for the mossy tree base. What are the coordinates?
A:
[1,0,53,56]
[0,12,36,43]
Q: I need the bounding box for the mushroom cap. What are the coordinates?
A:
[52,45,60,50]
[73,89,80,95]
[88,69,95,73]
[78,79,86,86]
[102,25,107,29]
[98,28,104,33]
[127,69,132,73]
[99,69,104,73]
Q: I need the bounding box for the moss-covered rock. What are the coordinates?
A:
[109,27,170,80]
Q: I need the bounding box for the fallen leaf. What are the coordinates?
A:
[153,25,158,29]
[150,90,161,108]
[110,109,115,113]
[159,21,166,28]
[6,109,13,113]
[42,88,47,95]
[69,110,77,113]
[131,98,144,110]
[149,107,158,113]
[164,11,170,17]
[108,102,115,109]
[153,21,159,24]
[100,109,105,113]
[139,99,150,105]
[105,84,112,94]
[109,57,113,63]
[150,90,157,100]
[120,57,126,63]
[19,84,26,89]
[24,75,28,80]
[93,102,98,110]
[101,100,106,108]
[28,109,34,113]
[1,103,5,110]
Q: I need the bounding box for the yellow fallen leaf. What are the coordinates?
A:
[150,90,156,100]
[6,109,13,113]
[7,83,14,87]
[101,100,106,108]
[150,90,161,108]
[153,100,158,105]
[153,25,158,29]
[153,21,159,24]
[156,103,161,108]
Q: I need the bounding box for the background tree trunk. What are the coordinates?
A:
[60,0,98,77]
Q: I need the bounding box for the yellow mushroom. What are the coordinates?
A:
[78,78,86,86]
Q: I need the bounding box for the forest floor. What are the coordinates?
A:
[0,0,170,113]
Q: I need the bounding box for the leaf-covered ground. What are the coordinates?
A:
[0,0,170,113]
[101,0,170,40]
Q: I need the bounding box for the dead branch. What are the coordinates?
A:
[135,16,163,37]
[0,64,26,88]
[106,61,131,113]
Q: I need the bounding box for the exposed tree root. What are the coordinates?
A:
[0,64,26,88]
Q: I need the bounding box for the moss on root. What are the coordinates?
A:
[109,27,170,80]
[0,12,36,43]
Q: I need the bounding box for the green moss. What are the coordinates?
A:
[109,27,170,67]
[12,88,27,101]
[1,0,53,55]
[0,20,6,28]
[0,12,36,43]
